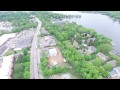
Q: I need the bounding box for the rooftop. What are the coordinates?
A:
[96,52,109,61]
[106,60,117,67]
[0,33,16,46]
[0,55,14,79]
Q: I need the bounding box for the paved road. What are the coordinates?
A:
[30,17,42,79]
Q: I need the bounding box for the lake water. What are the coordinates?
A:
[51,11,120,55]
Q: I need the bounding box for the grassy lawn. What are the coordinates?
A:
[16,50,23,54]
[3,49,14,56]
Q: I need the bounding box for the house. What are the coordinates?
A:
[81,33,89,37]
[87,38,96,43]
[48,48,57,57]
[96,52,109,62]
[87,46,96,54]
[109,66,120,78]
[106,60,117,67]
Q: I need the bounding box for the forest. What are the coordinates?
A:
[0,11,37,33]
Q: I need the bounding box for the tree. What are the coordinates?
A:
[103,63,113,71]
[85,55,92,61]
[98,44,112,54]
[98,66,109,77]
[23,55,30,62]
[14,72,23,79]
[117,61,120,66]
[23,49,28,55]
[24,62,30,68]
[23,71,30,79]
[24,66,30,71]
[14,63,24,73]
[92,58,103,66]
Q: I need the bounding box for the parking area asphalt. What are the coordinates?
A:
[0,46,8,56]
[14,30,35,49]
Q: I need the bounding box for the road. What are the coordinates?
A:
[30,16,42,79]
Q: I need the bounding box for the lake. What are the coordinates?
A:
[51,11,120,56]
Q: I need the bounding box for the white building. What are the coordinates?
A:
[0,33,16,47]
[0,55,14,79]
[48,48,57,57]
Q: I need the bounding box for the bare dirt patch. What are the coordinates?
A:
[48,47,64,68]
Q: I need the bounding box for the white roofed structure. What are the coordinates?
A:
[0,55,14,79]
[49,48,57,57]
[0,33,16,46]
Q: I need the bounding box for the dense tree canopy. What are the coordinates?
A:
[98,44,112,54]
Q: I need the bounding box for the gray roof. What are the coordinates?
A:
[113,66,120,72]
[96,52,109,61]
[109,70,117,76]
[88,46,96,52]
[106,60,117,67]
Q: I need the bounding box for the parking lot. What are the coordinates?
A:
[14,30,35,49]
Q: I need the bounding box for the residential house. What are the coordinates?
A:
[87,46,96,54]
[109,66,120,79]
[96,52,109,62]
[81,33,90,37]
[87,38,96,44]
[106,60,117,68]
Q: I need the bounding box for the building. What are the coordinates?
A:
[106,60,117,68]
[48,48,57,57]
[87,46,96,54]
[40,36,56,48]
[0,55,14,79]
[87,38,96,44]
[0,33,16,47]
[41,28,49,36]
[96,52,109,62]
[109,66,120,79]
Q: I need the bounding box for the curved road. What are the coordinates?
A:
[30,16,42,79]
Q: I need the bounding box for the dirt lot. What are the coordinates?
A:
[49,73,76,79]
[48,47,64,68]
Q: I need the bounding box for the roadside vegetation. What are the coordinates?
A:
[40,51,68,78]
[0,30,10,36]
[3,49,14,56]
[13,48,30,79]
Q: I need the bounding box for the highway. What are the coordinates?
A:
[30,16,42,79]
